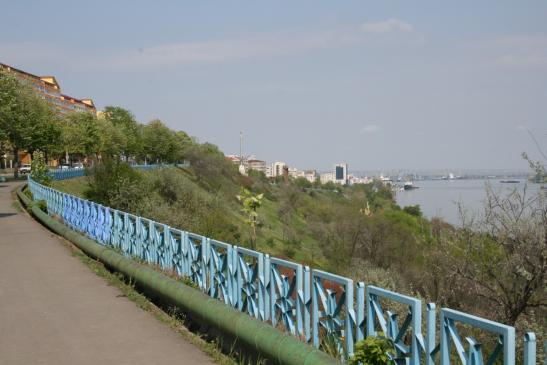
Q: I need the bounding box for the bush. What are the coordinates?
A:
[349,335,395,365]
[30,150,51,186]
[36,199,47,213]
[85,159,143,211]
[403,204,422,217]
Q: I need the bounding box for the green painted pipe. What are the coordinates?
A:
[17,185,342,365]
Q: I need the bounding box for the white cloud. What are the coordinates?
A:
[107,30,358,70]
[361,19,414,34]
[361,124,381,133]
[492,35,547,67]
[0,20,419,71]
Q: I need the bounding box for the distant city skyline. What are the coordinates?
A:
[2,1,546,171]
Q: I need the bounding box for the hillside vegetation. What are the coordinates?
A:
[53,143,545,352]
[1,70,543,357]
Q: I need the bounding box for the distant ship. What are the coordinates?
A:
[441,172,462,180]
[403,181,419,190]
[500,180,520,184]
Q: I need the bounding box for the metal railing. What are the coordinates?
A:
[47,163,188,180]
[28,174,544,364]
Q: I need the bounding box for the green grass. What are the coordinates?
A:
[51,168,332,270]
[51,176,89,198]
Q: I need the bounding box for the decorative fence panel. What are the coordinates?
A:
[27,175,543,364]
[364,286,422,365]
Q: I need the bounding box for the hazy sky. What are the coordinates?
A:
[2,1,546,171]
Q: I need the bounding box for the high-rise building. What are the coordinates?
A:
[334,163,348,185]
[0,62,96,115]
[271,162,287,177]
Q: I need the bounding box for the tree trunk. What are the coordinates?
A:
[251,224,257,250]
[0,142,5,170]
[13,147,19,178]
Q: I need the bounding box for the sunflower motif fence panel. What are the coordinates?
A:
[152,222,170,270]
[269,256,310,340]
[209,239,234,306]
[87,202,97,237]
[440,308,515,365]
[72,196,82,230]
[87,202,99,240]
[111,210,124,249]
[183,232,208,290]
[134,217,149,261]
[235,246,267,320]
[364,285,423,365]
[168,228,184,276]
[122,214,137,256]
[312,269,355,359]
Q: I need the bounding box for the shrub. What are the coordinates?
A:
[403,204,422,217]
[31,150,51,186]
[85,158,143,211]
[349,335,395,365]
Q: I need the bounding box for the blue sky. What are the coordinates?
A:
[2,1,547,170]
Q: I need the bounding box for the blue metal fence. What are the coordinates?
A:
[47,164,181,180]
[28,175,544,364]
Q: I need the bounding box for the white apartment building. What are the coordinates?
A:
[320,172,335,184]
[270,162,287,177]
[347,175,372,185]
[247,159,268,174]
[304,170,317,183]
[288,167,299,178]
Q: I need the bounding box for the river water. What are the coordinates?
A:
[395,179,543,226]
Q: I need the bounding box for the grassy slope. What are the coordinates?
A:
[52,176,89,198]
[51,168,332,269]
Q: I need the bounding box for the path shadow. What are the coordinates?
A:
[0,185,8,188]
[0,213,17,218]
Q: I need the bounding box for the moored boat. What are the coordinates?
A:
[404,181,419,190]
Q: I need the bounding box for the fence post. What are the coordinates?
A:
[523,333,536,365]
[426,303,436,365]
[356,282,365,342]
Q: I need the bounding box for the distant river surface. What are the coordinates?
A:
[395,179,543,226]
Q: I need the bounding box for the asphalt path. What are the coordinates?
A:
[0,182,215,365]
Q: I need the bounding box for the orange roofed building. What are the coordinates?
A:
[0,62,97,167]
[0,62,96,114]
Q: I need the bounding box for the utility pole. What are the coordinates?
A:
[239,131,246,175]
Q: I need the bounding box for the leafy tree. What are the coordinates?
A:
[30,150,51,186]
[0,71,59,176]
[96,117,127,159]
[236,188,263,249]
[294,177,312,189]
[102,106,142,159]
[142,119,177,163]
[60,112,99,163]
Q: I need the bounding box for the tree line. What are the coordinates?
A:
[0,70,192,176]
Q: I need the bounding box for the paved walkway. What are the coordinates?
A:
[0,182,215,365]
